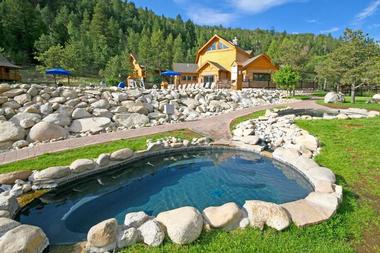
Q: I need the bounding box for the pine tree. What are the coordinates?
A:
[173,34,185,63]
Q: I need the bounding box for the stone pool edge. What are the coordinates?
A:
[0,135,342,252]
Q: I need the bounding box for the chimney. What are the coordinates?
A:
[232,36,238,46]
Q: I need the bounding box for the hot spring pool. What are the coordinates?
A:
[17,148,313,245]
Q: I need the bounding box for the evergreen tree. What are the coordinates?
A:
[173,34,185,63]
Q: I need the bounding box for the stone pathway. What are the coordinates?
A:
[0,100,332,165]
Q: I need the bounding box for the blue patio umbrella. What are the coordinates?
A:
[161,70,181,76]
[45,68,72,85]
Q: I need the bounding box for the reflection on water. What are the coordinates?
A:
[18,149,313,245]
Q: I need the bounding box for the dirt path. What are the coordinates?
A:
[0,100,332,165]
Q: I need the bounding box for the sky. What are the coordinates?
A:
[132,0,380,39]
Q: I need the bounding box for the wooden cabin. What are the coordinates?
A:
[173,34,278,89]
[0,54,21,82]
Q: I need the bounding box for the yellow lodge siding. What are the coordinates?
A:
[244,56,278,80]
[198,48,236,71]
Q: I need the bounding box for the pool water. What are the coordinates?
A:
[17,149,313,245]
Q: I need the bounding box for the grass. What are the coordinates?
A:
[229,110,266,131]
[121,117,380,253]
[317,96,380,112]
[0,129,202,174]
[287,95,311,100]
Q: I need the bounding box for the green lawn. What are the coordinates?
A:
[122,117,380,253]
[317,96,380,112]
[0,129,202,174]
[287,95,311,100]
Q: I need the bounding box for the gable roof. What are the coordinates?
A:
[198,61,229,72]
[173,63,198,73]
[195,34,251,63]
[242,54,278,70]
[0,54,20,69]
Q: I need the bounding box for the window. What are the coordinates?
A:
[207,42,217,51]
[182,76,187,81]
[203,75,214,84]
[253,73,271,81]
[218,42,228,49]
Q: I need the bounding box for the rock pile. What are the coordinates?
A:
[85,200,291,252]
[233,107,379,153]
[0,83,290,151]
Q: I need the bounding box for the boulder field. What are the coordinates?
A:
[0,83,290,151]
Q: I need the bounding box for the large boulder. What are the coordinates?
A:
[0,217,20,237]
[33,166,70,180]
[0,195,19,217]
[110,148,134,161]
[91,99,110,109]
[70,159,96,173]
[373,94,380,103]
[1,89,24,98]
[0,121,25,144]
[324,92,344,103]
[9,112,41,127]
[117,227,139,249]
[243,200,291,231]
[294,134,319,152]
[14,93,31,105]
[202,202,241,231]
[0,83,11,93]
[72,108,92,119]
[156,206,203,245]
[42,113,71,127]
[124,211,149,228]
[113,113,149,128]
[70,117,111,133]
[0,170,32,185]
[28,122,69,142]
[137,219,165,247]
[0,224,49,253]
[87,218,118,251]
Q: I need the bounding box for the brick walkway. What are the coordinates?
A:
[0,100,332,165]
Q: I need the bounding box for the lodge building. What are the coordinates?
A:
[173,34,278,89]
[0,54,21,82]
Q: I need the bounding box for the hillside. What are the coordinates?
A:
[0,0,340,82]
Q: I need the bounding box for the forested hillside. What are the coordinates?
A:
[0,0,341,82]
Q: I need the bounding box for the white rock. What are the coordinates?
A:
[0,217,20,237]
[96,153,110,167]
[113,113,149,128]
[243,200,291,231]
[202,202,241,231]
[110,148,134,161]
[0,121,25,143]
[0,224,49,253]
[0,195,19,217]
[156,206,203,245]
[117,227,139,248]
[138,219,165,247]
[72,108,92,119]
[70,159,96,173]
[28,122,68,142]
[372,94,380,103]
[33,166,70,180]
[87,218,118,250]
[70,117,111,133]
[324,92,344,103]
[42,113,71,126]
[124,211,149,228]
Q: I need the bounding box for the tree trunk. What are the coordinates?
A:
[351,84,356,104]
